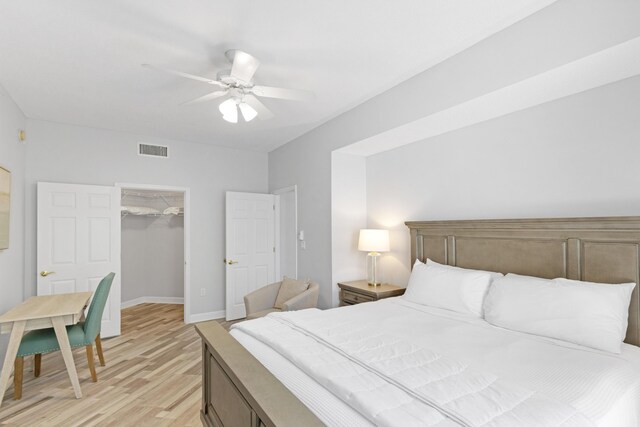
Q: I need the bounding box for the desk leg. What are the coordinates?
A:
[52,317,82,399]
[0,320,26,406]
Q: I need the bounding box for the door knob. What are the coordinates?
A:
[40,270,56,277]
[226,259,238,265]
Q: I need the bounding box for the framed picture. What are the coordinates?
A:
[0,166,10,250]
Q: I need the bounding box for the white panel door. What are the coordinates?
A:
[37,182,121,337]
[277,189,297,279]
[225,192,275,320]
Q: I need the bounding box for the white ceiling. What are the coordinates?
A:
[0,1,554,152]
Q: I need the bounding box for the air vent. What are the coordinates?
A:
[138,143,168,158]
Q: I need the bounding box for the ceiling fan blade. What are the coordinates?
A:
[228,50,260,83]
[142,64,226,88]
[243,95,274,120]
[250,85,315,101]
[181,90,229,105]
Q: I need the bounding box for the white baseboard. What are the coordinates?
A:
[121,296,184,309]
[188,310,226,324]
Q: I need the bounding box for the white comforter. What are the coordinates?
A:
[232,298,640,427]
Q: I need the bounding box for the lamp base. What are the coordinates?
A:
[366,252,382,287]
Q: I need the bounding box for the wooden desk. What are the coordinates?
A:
[0,292,92,406]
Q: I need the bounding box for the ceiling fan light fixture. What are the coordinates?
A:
[219,98,238,123]
[222,113,238,123]
[238,102,258,122]
[145,50,316,125]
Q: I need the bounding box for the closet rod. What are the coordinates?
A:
[121,190,183,199]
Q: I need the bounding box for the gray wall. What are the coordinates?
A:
[121,215,184,302]
[269,0,640,308]
[24,119,268,317]
[121,193,185,303]
[368,75,640,286]
[330,152,367,307]
[0,88,26,365]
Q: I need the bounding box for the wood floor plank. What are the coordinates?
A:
[0,303,227,426]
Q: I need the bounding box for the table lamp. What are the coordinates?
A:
[358,229,390,286]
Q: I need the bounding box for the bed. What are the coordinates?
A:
[196,216,640,427]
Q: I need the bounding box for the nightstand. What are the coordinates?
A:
[338,280,405,306]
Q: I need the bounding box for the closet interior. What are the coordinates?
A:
[121,189,185,307]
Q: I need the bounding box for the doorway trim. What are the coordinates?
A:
[272,185,298,280]
[116,182,191,324]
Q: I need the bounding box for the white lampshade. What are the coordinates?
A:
[358,229,390,252]
[238,102,258,122]
[219,98,238,123]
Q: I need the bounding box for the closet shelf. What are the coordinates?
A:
[120,190,184,218]
[121,206,184,218]
[163,207,184,216]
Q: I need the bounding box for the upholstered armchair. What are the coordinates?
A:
[244,278,320,320]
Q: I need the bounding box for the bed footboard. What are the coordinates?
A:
[195,321,323,427]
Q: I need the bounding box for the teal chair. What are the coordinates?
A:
[13,273,115,399]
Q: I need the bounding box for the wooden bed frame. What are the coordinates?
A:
[196,216,640,426]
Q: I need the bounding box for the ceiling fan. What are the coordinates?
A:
[143,50,314,123]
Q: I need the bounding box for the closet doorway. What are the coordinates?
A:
[117,183,190,324]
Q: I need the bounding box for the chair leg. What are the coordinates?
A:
[95,334,105,366]
[86,345,97,382]
[13,357,24,400]
[34,354,42,377]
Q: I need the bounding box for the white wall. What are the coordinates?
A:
[24,119,268,318]
[269,0,640,305]
[367,75,640,286]
[330,152,367,306]
[0,87,26,365]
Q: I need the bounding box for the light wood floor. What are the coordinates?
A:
[0,303,214,426]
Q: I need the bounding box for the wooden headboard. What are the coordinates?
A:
[406,217,640,346]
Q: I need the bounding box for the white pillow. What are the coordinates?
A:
[484,273,636,353]
[427,259,503,281]
[403,259,497,317]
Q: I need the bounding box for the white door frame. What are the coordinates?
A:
[272,185,298,280]
[116,182,191,324]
